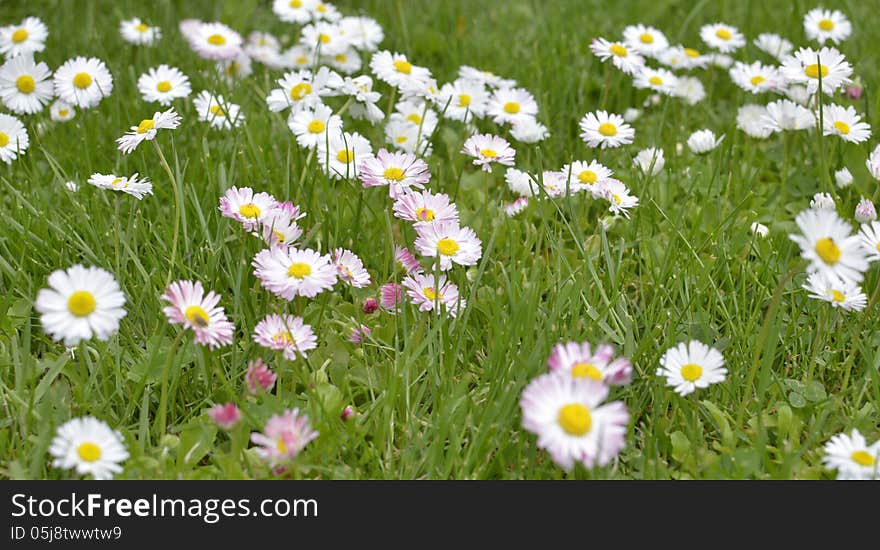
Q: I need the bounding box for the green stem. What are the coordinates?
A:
[153,141,182,288]
[156,329,187,440]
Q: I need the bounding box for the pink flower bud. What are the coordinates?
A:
[208,403,241,430]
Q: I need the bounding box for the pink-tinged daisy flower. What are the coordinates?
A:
[332,248,371,288]
[520,373,629,471]
[187,21,242,61]
[822,429,880,480]
[245,358,277,394]
[589,37,645,75]
[252,314,317,360]
[579,110,635,149]
[392,190,459,225]
[349,324,371,345]
[461,133,516,172]
[486,87,538,125]
[657,340,727,396]
[116,108,181,154]
[414,221,482,271]
[505,197,529,217]
[380,282,404,310]
[547,341,632,386]
[208,403,241,430]
[561,160,613,196]
[219,186,277,232]
[789,208,869,285]
[402,273,466,317]
[252,247,337,300]
[395,246,423,274]
[259,201,305,247]
[161,280,234,350]
[358,149,430,198]
[250,408,318,466]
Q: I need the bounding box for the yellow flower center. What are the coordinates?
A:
[805,64,829,79]
[73,72,93,89]
[649,76,663,86]
[277,438,288,454]
[423,287,438,300]
[612,194,622,204]
[598,122,618,136]
[415,207,435,221]
[503,102,520,114]
[437,238,460,256]
[639,33,654,44]
[287,262,312,279]
[307,119,325,133]
[273,330,294,346]
[156,80,172,92]
[684,48,700,58]
[578,170,597,184]
[571,362,603,380]
[67,291,97,317]
[290,0,302,7]
[76,442,102,462]
[851,450,876,466]
[184,305,210,327]
[750,75,766,86]
[58,109,69,118]
[558,403,592,436]
[458,94,471,107]
[110,178,124,186]
[12,28,28,43]
[384,167,405,181]
[137,119,155,134]
[395,135,408,144]
[290,82,312,100]
[609,43,628,57]
[831,289,846,302]
[209,104,225,117]
[135,23,149,33]
[815,237,841,265]
[334,54,347,63]
[207,34,226,46]
[336,149,353,163]
[393,60,412,74]
[318,33,331,44]
[15,75,34,94]
[818,19,835,31]
[317,3,327,13]
[238,203,261,219]
[715,28,732,40]
[833,121,850,134]
[481,148,498,158]
[680,363,703,382]
[296,56,308,65]
[0,132,7,147]
[406,113,422,124]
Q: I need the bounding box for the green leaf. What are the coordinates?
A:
[670,431,691,463]
[788,392,807,408]
[176,425,216,468]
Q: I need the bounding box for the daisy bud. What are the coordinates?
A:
[380,282,403,310]
[245,358,276,395]
[751,222,769,237]
[845,84,862,100]
[623,108,642,122]
[64,180,78,192]
[394,246,423,274]
[362,298,378,314]
[867,144,880,181]
[855,197,877,224]
[835,167,853,188]
[810,192,836,211]
[208,403,241,430]
[349,324,371,345]
[341,406,355,421]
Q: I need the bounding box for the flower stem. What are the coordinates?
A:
[152,141,182,288]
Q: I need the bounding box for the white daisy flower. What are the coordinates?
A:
[187,21,242,61]
[266,66,342,114]
[780,46,852,96]
[754,33,793,61]
[804,8,852,45]
[87,172,153,200]
[0,17,48,58]
[339,15,384,52]
[0,54,53,114]
[458,65,517,89]
[391,99,438,136]
[486,87,538,125]
[217,52,253,84]
[137,65,190,106]
[821,104,871,143]
[822,429,880,480]
[288,103,343,149]
[340,74,384,123]
[579,110,634,149]
[324,48,361,74]
[384,118,426,154]
[310,1,342,21]
[633,147,665,176]
[708,53,734,68]
[602,179,639,218]
[461,133,516,172]
[590,38,645,75]
[280,45,314,70]
[272,0,314,23]
[561,160,613,195]
[810,192,836,211]
[633,66,678,95]
[437,78,488,122]
[700,22,745,53]
[737,104,774,139]
[370,50,431,89]
[509,117,550,143]
[506,168,541,198]
[789,208,869,285]
[751,222,769,237]
[49,417,129,480]
[193,91,243,129]
[859,221,880,262]
[49,100,75,122]
[219,186,277,231]
[729,61,782,94]
[34,265,127,346]
[622,24,668,57]
[868,144,880,181]
[673,75,706,105]
[252,247,338,300]
[317,130,372,180]
[53,56,114,109]
[116,108,181,154]
[687,129,723,154]
[835,167,853,188]
[657,340,727,396]
[413,221,483,271]
[0,113,28,164]
[659,45,711,71]
[300,22,348,56]
[762,99,816,132]
[119,17,161,46]
[804,272,867,312]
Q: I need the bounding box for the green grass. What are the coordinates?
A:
[1,0,879,479]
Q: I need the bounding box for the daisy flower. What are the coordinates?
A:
[0,54,53,114]
[392,190,459,225]
[700,23,745,53]
[217,52,253,84]
[737,104,774,139]
[590,38,645,75]
[547,341,632,386]
[317,130,372,180]
[437,78,488,122]
[252,315,317,361]
[633,147,665,176]
[119,17,161,46]
[116,108,181,154]
[187,21,242,61]
[751,222,770,237]
[413,221,482,271]
[250,408,318,466]
[561,160,613,195]
[266,67,341,113]
[384,118,424,154]
[810,192,836,211]
[0,17,47,58]
[53,56,114,109]
[50,100,75,122]
[859,221,880,261]
[822,429,880,480]
[137,65,191,106]
[754,33,793,61]
[789,208,869,285]
[300,22,349,56]
[281,45,314,70]
[193,91,243,129]
[380,282,405,310]
[602,179,639,218]
[505,197,530,217]
[340,15,384,52]
[520,373,629,470]
[402,273,465,317]
[395,246,423,274]
[358,149,430,198]
[780,46,852,95]
[87,173,153,200]
[579,110,634,149]
[687,129,723,154]
[510,117,550,143]
[622,24,668,57]
[219,186,277,231]
[324,48,361,74]
[288,104,343,149]
[161,280,234,350]
[657,340,727,396]
[804,272,867,312]
[729,61,782,94]
[804,8,852,45]
[49,417,129,480]
[506,168,541,198]
[252,247,337,300]
[868,144,880,181]
[821,104,871,143]
[340,74,384,123]
[459,65,517,89]
[762,99,815,132]
[674,76,706,105]
[370,50,431,89]
[259,201,305,248]
[332,248,371,288]
[35,265,126,346]
[391,99,438,135]
[461,133,516,172]
[633,67,678,95]
[245,358,277,395]
[272,0,315,23]
[486,87,538,125]
[208,403,241,430]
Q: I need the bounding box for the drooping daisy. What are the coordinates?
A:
[510,117,550,143]
[253,247,337,300]
[49,417,129,480]
[208,403,241,430]
[754,33,793,61]
[259,201,305,248]
[402,273,465,317]
[687,129,723,154]
[804,8,852,45]
[380,282,405,310]
[590,38,645,75]
[358,149,430,198]
[252,314,317,360]
[0,17,48,58]
[762,99,815,132]
[288,103,343,149]
[804,272,867,312]
[657,340,727,396]
[161,280,234,350]
[332,248,371,288]
[486,87,538,125]
[547,341,632,386]
[272,0,315,24]
[370,50,431,89]
[633,66,678,95]
[245,358,277,394]
[822,429,880,480]
[821,104,871,143]
[250,408,318,465]
[116,108,181,154]
[461,133,516,172]
[737,104,774,139]
[622,24,668,57]
[505,197,529,217]
[49,100,75,122]
[561,160,613,195]
[673,76,706,105]
[317,130,372,180]
[193,91,243,129]
[393,190,459,225]
[219,186,277,231]
[413,221,482,271]
[0,113,28,162]
[780,46,852,96]
[395,246,423,274]
[506,168,541,198]
[35,265,127,346]
[633,147,665,176]
[789,208,869,285]
[53,56,114,109]
[187,21,242,61]
[437,78,488,122]
[579,110,634,149]
[87,173,153,200]
[859,221,880,262]
[137,65,191,106]
[0,54,53,114]
[119,17,161,46]
[700,22,745,53]
[729,61,782,94]
[520,373,629,470]
[602,179,639,218]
